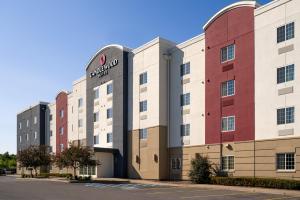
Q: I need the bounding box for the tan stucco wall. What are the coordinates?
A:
[169,137,300,180]
[128,126,168,180]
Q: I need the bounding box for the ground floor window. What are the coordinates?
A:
[221,156,234,171]
[277,153,295,171]
[79,166,96,176]
[171,158,181,170]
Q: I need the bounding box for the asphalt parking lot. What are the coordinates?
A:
[0,176,299,200]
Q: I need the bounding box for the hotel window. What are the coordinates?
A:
[221,44,235,63]
[139,100,147,112]
[180,62,190,76]
[180,93,190,106]
[94,135,99,145]
[277,64,294,84]
[19,136,22,143]
[107,133,112,143]
[277,153,295,171]
[49,146,53,153]
[107,108,113,119]
[19,122,22,130]
[49,115,52,121]
[79,166,96,176]
[107,83,113,95]
[34,116,37,124]
[60,127,64,135]
[50,131,53,137]
[277,107,294,125]
[34,131,37,139]
[60,109,64,118]
[171,158,181,169]
[222,156,234,171]
[60,144,64,152]
[78,98,83,107]
[94,88,99,99]
[139,128,148,139]
[26,120,29,127]
[277,22,294,43]
[221,80,235,97]
[78,119,83,127]
[180,124,190,137]
[221,116,235,132]
[93,112,99,122]
[139,72,147,85]
[26,134,29,141]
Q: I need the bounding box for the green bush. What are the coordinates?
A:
[48,173,72,178]
[188,154,212,184]
[211,177,300,190]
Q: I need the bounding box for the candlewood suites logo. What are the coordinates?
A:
[90,54,118,78]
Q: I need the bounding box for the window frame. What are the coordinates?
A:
[107,133,113,143]
[276,153,295,171]
[139,128,148,140]
[180,124,190,137]
[94,88,99,100]
[277,64,295,84]
[107,108,113,119]
[107,83,113,95]
[221,44,235,63]
[180,62,190,77]
[180,93,190,106]
[78,98,83,108]
[78,119,83,127]
[139,100,147,112]
[221,155,235,171]
[60,109,64,118]
[277,22,295,43]
[277,107,295,125]
[139,72,148,85]
[221,80,235,97]
[221,116,235,132]
[93,112,99,123]
[94,135,99,145]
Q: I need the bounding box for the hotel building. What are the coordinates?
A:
[17,0,300,180]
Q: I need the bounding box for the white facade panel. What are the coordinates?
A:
[169,35,205,147]
[255,0,300,140]
[68,76,86,144]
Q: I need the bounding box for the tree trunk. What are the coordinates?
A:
[73,167,76,177]
[34,167,38,177]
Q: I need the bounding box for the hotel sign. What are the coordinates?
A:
[90,54,118,78]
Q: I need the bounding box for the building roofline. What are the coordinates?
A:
[17,101,49,115]
[176,33,205,49]
[132,37,176,54]
[55,90,70,99]
[255,0,291,16]
[203,1,260,30]
[85,44,132,71]
[73,75,86,85]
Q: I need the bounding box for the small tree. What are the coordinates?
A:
[55,144,99,178]
[188,154,212,184]
[17,146,52,177]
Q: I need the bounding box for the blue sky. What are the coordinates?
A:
[0,0,271,154]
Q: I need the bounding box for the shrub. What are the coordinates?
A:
[188,154,212,183]
[211,177,300,190]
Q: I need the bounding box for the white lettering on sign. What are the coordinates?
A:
[90,59,118,78]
